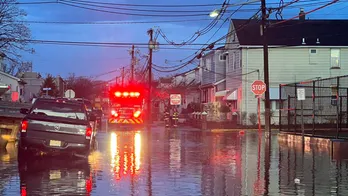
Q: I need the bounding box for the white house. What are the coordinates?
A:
[225,15,348,125]
[200,46,230,103]
[0,71,26,102]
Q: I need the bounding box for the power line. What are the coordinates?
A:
[59,1,210,17]
[12,19,224,25]
[58,0,255,7]
[14,39,232,46]
[11,1,56,5]
[60,0,250,13]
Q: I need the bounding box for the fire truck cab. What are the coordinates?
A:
[108,84,145,129]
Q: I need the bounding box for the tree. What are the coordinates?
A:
[66,73,104,99]
[0,0,33,75]
[40,74,59,97]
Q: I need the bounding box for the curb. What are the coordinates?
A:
[210,129,279,133]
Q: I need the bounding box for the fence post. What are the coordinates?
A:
[312,81,316,136]
[346,88,348,128]
[279,84,282,132]
[336,77,340,139]
[340,95,342,133]
[288,95,290,132]
[294,83,297,134]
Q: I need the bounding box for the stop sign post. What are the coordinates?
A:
[251,80,266,132]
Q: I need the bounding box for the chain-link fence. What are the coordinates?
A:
[279,75,348,139]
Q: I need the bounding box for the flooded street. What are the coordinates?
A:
[1,126,348,196]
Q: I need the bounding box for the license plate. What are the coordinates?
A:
[49,140,61,147]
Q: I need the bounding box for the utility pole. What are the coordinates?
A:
[147,28,153,125]
[131,45,135,82]
[261,0,271,134]
[115,76,118,85]
[121,67,125,87]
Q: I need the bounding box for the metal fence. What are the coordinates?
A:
[279,75,348,139]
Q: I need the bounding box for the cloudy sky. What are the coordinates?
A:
[18,0,346,80]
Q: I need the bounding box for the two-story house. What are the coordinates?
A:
[225,14,348,125]
[20,72,44,102]
[0,71,26,102]
[156,67,200,115]
[200,46,229,103]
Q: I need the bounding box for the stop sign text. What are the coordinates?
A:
[251,80,266,95]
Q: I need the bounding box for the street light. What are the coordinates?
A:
[209,9,220,18]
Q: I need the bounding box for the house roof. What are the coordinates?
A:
[232,19,348,46]
[0,71,22,82]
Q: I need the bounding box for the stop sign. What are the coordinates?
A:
[251,80,266,95]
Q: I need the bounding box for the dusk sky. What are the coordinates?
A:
[18,0,347,80]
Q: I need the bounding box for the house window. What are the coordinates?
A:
[206,58,211,71]
[271,100,283,110]
[309,49,318,64]
[219,54,227,61]
[202,89,208,103]
[331,49,340,68]
[230,100,237,109]
[233,52,237,70]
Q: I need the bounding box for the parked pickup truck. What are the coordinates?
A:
[18,98,97,158]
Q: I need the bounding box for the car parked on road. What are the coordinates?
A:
[18,98,97,158]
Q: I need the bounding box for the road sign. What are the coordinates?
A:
[297,88,305,100]
[251,80,266,95]
[43,87,51,91]
[65,89,75,98]
[170,94,181,105]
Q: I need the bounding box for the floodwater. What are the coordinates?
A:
[1,126,348,196]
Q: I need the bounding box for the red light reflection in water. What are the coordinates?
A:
[253,133,264,195]
[110,132,141,181]
[21,186,27,196]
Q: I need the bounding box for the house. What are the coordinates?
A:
[156,67,201,115]
[200,46,229,103]
[0,71,26,102]
[20,72,44,102]
[225,12,348,125]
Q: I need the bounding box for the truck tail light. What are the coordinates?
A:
[86,126,92,139]
[21,120,28,133]
[133,111,141,118]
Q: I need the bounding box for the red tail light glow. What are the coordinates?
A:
[86,126,92,139]
[123,92,129,97]
[21,186,27,196]
[21,120,28,133]
[133,111,141,118]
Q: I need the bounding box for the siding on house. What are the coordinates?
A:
[0,71,24,101]
[242,47,348,124]
[215,50,227,82]
[201,52,215,85]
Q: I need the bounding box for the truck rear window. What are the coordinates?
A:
[30,101,87,120]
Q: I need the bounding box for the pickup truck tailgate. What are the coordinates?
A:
[26,119,87,143]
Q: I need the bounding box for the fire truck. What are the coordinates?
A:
[108,84,145,129]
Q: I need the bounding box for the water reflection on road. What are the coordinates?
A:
[0,128,348,195]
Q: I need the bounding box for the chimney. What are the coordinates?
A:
[299,8,305,21]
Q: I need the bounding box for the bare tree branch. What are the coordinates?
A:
[0,0,33,75]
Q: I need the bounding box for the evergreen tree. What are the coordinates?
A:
[40,74,59,97]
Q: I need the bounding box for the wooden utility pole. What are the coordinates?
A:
[261,0,271,134]
[115,76,118,85]
[131,45,135,82]
[147,28,153,125]
[121,67,125,87]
